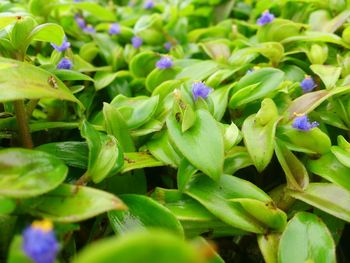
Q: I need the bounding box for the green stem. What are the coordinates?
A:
[14,100,33,148]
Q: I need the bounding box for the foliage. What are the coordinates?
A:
[1,0,350,262]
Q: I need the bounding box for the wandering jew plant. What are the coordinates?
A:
[1,0,350,263]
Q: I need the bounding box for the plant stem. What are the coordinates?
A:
[26,99,39,118]
[14,100,33,148]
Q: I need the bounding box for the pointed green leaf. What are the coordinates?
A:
[229,68,285,108]
[275,140,309,191]
[0,148,67,198]
[289,183,350,222]
[278,212,336,263]
[81,121,124,183]
[0,57,82,106]
[185,174,274,233]
[307,151,350,192]
[108,194,184,236]
[25,184,126,222]
[167,110,224,181]
[242,99,280,172]
[73,231,206,263]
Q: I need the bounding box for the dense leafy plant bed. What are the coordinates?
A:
[1,0,350,262]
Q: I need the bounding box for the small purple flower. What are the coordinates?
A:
[292,115,319,131]
[192,81,212,101]
[57,58,73,70]
[257,10,275,26]
[156,56,173,69]
[300,75,317,93]
[132,36,143,48]
[74,14,86,29]
[22,220,59,263]
[109,23,121,35]
[83,25,95,34]
[164,42,172,51]
[50,37,70,52]
[144,0,155,9]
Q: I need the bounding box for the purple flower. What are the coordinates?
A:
[192,81,212,100]
[144,0,155,9]
[22,220,59,263]
[74,14,86,29]
[300,75,317,93]
[292,115,319,131]
[257,10,275,26]
[57,58,73,70]
[109,23,121,35]
[164,42,172,51]
[50,37,70,52]
[132,36,143,48]
[83,25,95,34]
[156,56,173,69]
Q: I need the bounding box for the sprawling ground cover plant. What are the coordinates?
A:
[1,0,350,262]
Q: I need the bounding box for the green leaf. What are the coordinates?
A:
[7,236,32,263]
[81,121,124,183]
[146,67,178,93]
[110,95,159,129]
[277,125,331,154]
[0,197,16,215]
[122,152,164,173]
[28,23,65,46]
[152,188,245,238]
[72,231,206,263]
[103,103,135,152]
[10,16,36,51]
[289,183,350,222]
[257,19,305,42]
[0,148,67,198]
[310,64,341,90]
[307,151,350,192]
[177,159,197,192]
[129,52,159,78]
[0,57,82,106]
[0,14,23,29]
[278,212,336,263]
[258,233,280,263]
[184,174,279,233]
[36,141,88,169]
[210,85,232,121]
[224,147,253,174]
[242,99,280,172]
[286,83,350,119]
[108,194,184,236]
[54,69,94,82]
[229,68,285,108]
[146,131,182,167]
[275,140,309,191]
[25,184,126,223]
[176,60,220,81]
[167,110,224,181]
[72,2,115,21]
